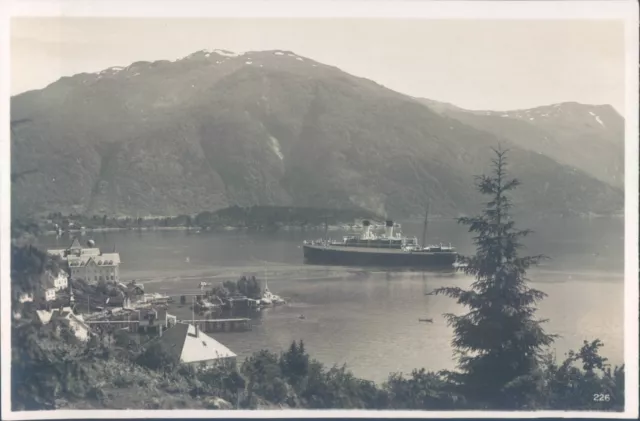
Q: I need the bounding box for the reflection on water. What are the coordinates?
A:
[37,217,624,383]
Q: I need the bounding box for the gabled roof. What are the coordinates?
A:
[69,237,82,250]
[68,252,121,267]
[156,323,236,364]
[36,309,54,324]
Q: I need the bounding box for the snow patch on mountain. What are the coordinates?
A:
[594,115,605,127]
[269,136,284,160]
[213,49,242,57]
[100,67,124,74]
[589,111,605,127]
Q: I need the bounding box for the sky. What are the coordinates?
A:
[10,18,626,113]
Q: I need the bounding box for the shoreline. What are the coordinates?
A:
[40,211,624,237]
[41,223,386,236]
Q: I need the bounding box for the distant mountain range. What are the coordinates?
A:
[10,49,624,219]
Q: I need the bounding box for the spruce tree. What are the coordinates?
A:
[432,147,556,409]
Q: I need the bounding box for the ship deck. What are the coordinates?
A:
[304,244,455,255]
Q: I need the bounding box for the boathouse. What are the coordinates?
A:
[154,323,237,369]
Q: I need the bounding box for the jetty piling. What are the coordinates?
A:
[179,318,252,333]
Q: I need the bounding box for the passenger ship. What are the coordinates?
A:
[302,219,457,268]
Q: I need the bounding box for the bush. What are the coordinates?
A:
[136,341,177,372]
[385,369,462,409]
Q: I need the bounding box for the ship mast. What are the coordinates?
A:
[421,202,430,249]
[323,215,329,244]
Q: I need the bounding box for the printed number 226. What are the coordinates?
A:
[593,393,611,402]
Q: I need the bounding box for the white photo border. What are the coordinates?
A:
[1,1,638,419]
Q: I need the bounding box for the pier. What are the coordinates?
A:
[178,318,252,332]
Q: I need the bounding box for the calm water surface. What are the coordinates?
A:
[39,217,625,383]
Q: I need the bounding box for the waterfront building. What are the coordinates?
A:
[36,306,92,342]
[48,237,121,284]
[137,308,177,332]
[154,323,237,369]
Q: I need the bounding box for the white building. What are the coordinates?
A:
[39,275,57,302]
[18,292,34,303]
[156,323,237,369]
[48,238,121,284]
[36,306,92,342]
[51,271,68,291]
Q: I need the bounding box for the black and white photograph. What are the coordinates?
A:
[2,0,638,418]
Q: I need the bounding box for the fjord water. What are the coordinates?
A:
[39,217,624,383]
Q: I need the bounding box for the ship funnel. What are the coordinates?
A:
[385,220,394,238]
[362,220,371,238]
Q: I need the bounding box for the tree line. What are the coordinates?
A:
[18,205,381,235]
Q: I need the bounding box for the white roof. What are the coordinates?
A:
[67,252,121,267]
[36,309,54,324]
[181,324,237,363]
[158,323,236,364]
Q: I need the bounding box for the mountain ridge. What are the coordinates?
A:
[10,49,624,219]
[416,98,624,188]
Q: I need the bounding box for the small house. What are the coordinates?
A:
[136,308,177,332]
[36,306,92,342]
[52,272,69,292]
[18,292,34,303]
[154,323,237,369]
[39,275,57,302]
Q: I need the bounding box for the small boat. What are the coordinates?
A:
[261,277,286,306]
[452,261,468,269]
[142,292,171,304]
[260,296,272,306]
[419,318,433,323]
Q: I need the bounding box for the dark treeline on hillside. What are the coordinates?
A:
[196,205,382,230]
[22,205,381,235]
[10,149,625,411]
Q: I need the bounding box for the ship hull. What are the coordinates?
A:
[303,244,457,268]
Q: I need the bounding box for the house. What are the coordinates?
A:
[36,309,55,324]
[154,323,237,369]
[38,275,57,302]
[48,238,121,284]
[136,308,177,332]
[58,307,92,342]
[51,271,68,292]
[36,306,92,342]
[18,292,34,303]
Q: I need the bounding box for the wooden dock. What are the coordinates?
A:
[85,317,252,333]
[178,318,252,333]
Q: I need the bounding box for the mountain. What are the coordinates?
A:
[418,99,624,189]
[10,49,623,219]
